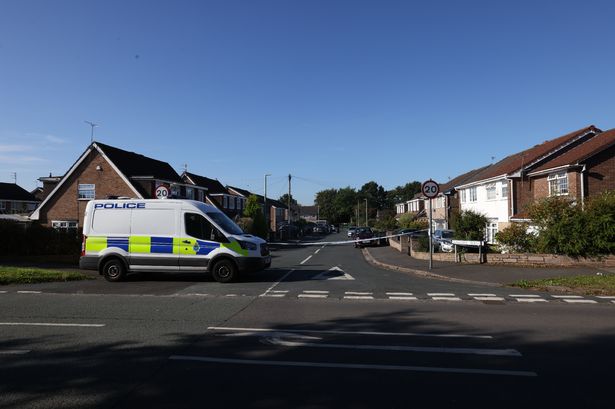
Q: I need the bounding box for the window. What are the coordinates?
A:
[433,196,444,208]
[52,220,78,232]
[469,187,477,202]
[186,187,194,200]
[223,196,228,209]
[460,189,466,203]
[78,184,95,200]
[486,184,496,200]
[548,171,569,196]
[485,221,498,243]
[184,213,226,242]
[0,201,5,211]
[229,196,235,210]
[501,183,508,198]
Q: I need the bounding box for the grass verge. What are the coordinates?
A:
[511,273,615,295]
[0,266,93,285]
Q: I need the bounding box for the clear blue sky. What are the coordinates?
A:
[2,0,614,204]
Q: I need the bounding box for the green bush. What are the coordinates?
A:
[453,210,488,241]
[527,191,615,257]
[495,223,535,253]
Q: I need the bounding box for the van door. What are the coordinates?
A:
[179,212,228,271]
[129,208,180,272]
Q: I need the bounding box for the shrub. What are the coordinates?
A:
[528,197,587,256]
[584,191,615,255]
[495,223,535,253]
[453,210,488,241]
[0,221,81,256]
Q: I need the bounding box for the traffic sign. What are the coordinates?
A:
[155,185,170,199]
[422,179,440,199]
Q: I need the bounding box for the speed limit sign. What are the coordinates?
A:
[155,185,170,199]
[422,179,440,199]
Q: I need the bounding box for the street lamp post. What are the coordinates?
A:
[264,174,271,239]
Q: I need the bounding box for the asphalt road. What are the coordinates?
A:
[1,232,614,408]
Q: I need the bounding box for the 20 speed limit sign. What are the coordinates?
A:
[155,185,170,199]
[422,179,440,198]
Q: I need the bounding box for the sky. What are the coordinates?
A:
[1,0,615,205]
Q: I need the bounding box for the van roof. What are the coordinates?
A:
[89,199,221,213]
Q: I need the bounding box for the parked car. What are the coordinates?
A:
[433,229,455,252]
[395,228,417,237]
[347,226,358,238]
[353,227,377,248]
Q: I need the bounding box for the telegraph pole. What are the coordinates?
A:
[264,174,271,235]
[365,198,368,227]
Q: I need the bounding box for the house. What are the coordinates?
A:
[395,193,425,219]
[297,205,319,223]
[0,182,40,215]
[182,172,244,218]
[514,128,615,219]
[456,125,602,242]
[227,186,289,232]
[30,142,203,230]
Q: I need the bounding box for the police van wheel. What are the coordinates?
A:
[212,260,238,283]
[102,259,126,282]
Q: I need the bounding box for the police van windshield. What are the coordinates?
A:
[207,212,244,235]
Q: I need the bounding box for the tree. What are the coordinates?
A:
[333,187,357,223]
[278,194,297,207]
[386,181,421,205]
[243,195,262,218]
[315,189,339,223]
[453,210,488,241]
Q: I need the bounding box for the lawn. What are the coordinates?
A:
[511,273,615,295]
[0,266,93,285]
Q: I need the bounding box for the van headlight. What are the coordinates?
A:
[237,240,257,250]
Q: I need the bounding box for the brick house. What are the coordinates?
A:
[513,128,615,219]
[456,125,602,242]
[226,185,289,232]
[30,142,203,230]
[182,172,244,219]
[0,182,40,215]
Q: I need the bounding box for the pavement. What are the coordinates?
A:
[364,245,610,286]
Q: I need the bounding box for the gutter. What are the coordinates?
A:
[580,164,586,208]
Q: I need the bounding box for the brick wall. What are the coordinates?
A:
[38,149,136,227]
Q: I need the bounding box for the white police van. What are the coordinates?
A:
[79,199,271,283]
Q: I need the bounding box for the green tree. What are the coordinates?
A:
[333,187,357,223]
[453,210,488,241]
[315,189,339,223]
[495,223,535,253]
[584,190,615,255]
[386,181,421,205]
[243,195,262,218]
[278,193,297,207]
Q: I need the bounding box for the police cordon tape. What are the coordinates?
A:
[269,232,419,247]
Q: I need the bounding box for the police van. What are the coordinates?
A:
[79,199,271,283]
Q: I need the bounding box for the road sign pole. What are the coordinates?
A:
[429,197,433,270]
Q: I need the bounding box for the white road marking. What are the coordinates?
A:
[344,295,374,300]
[468,293,497,297]
[312,267,354,281]
[427,293,455,297]
[17,291,41,294]
[474,296,505,301]
[551,295,583,299]
[563,299,598,304]
[314,249,321,254]
[207,326,494,339]
[262,338,522,357]
[432,297,462,301]
[386,292,414,296]
[612,301,615,304]
[303,290,329,294]
[0,350,31,355]
[0,322,105,327]
[298,294,328,299]
[516,298,548,303]
[169,355,537,377]
[597,296,615,299]
[388,296,418,301]
[510,294,540,298]
[345,291,372,295]
[271,290,289,293]
[184,293,209,297]
[0,291,7,294]
[225,294,238,297]
[300,256,313,265]
[260,269,295,296]
[261,294,286,298]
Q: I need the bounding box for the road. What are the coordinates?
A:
[1,231,614,408]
